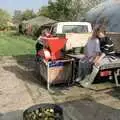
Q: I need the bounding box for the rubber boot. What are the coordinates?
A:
[80,65,99,88]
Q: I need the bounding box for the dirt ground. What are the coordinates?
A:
[0,56,120,120]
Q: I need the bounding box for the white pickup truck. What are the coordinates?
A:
[49,22,120,86]
[36,22,93,52]
[36,22,120,87]
[50,22,92,34]
[35,22,93,89]
[49,22,120,87]
[50,22,93,50]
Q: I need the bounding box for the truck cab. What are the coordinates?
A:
[50,22,93,51]
[50,22,92,34]
[36,22,92,53]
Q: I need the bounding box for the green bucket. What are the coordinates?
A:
[72,47,84,55]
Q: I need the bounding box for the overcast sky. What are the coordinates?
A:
[0,0,48,14]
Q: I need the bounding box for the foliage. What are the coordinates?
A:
[86,0,104,9]
[47,0,73,21]
[14,0,103,37]
[38,0,103,21]
[12,10,23,24]
[0,9,11,30]
[69,0,88,21]
[22,9,36,21]
[12,0,103,24]
[37,6,49,17]
[31,25,40,39]
[8,25,17,31]
[13,9,36,24]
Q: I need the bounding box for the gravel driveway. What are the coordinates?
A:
[0,56,120,120]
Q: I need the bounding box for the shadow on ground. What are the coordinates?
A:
[3,55,45,86]
[3,55,119,98]
[106,87,120,100]
[12,55,36,70]
[0,110,23,120]
[3,64,40,85]
[0,99,120,120]
[3,64,70,97]
[3,54,71,96]
[2,55,120,102]
[61,99,120,120]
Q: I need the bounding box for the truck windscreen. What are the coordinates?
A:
[62,25,88,33]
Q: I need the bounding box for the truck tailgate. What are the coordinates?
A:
[65,33,92,50]
[100,59,120,70]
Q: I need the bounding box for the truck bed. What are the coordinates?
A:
[100,58,120,70]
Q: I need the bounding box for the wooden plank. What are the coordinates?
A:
[89,82,116,91]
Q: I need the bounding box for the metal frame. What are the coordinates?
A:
[47,62,50,90]
[66,54,120,87]
[39,59,74,90]
[114,69,120,87]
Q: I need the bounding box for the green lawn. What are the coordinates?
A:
[0,32,36,56]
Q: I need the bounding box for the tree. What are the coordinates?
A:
[13,9,36,24]
[13,10,23,24]
[37,6,49,17]
[22,9,36,20]
[0,9,11,30]
[47,0,73,21]
[37,0,104,21]
[69,0,88,21]
[65,0,104,21]
[85,0,104,9]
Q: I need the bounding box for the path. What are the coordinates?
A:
[0,56,120,120]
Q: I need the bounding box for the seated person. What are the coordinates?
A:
[95,25,117,66]
[76,26,101,85]
[76,25,118,88]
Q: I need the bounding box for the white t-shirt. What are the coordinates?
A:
[85,38,101,60]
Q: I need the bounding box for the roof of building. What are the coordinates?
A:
[22,16,57,27]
